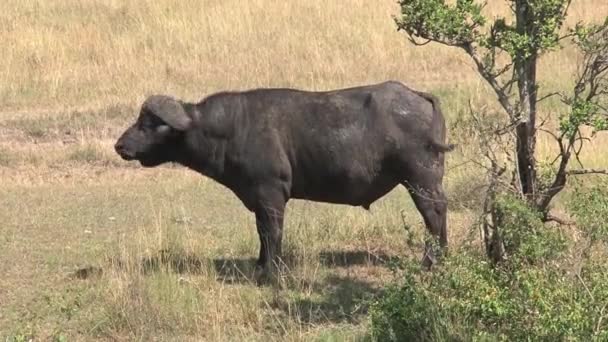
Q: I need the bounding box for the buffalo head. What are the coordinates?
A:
[114,95,192,167]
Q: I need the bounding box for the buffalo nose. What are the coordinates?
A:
[114,141,130,157]
[115,141,136,160]
[114,141,124,154]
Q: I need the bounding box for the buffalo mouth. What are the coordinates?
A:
[117,150,136,161]
[137,155,164,167]
[116,148,164,167]
[116,150,159,166]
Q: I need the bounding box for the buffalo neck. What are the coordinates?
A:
[176,101,233,183]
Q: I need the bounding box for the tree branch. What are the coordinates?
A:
[537,91,560,103]
[596,302,608,338]
[572,129,586,168]
[562,0,574,24]
[462,44,517,118]
[407,33,471,49]
[567,169,608,176]
[536,136,572,210]
[407,36,434,46]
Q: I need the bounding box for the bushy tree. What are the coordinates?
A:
[369,6,608,338]
[395,0,608,261]
[369,182,608,341]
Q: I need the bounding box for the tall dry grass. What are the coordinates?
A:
[2,0,606,114]
[2,0,606,166]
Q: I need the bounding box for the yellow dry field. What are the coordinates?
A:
[0,1,606,340]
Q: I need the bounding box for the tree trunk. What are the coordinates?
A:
[515,0,538,203]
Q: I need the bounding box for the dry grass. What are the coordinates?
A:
[2,0,605,114]
[0,0,607,340]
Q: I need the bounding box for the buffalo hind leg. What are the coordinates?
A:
[402,180,448,268]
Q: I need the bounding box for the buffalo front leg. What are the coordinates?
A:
[402,180,448,268]
[254,202,285,285]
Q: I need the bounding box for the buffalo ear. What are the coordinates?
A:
[143,95,191,131]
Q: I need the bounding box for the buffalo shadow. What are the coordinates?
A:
[270,274,381,325]
[318,249,399,267]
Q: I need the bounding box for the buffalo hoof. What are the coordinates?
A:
[254,265,268,285]
[254,264,284,287]
[421,252,437,270]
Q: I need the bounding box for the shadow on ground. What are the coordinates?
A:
[75,248,392,325]
[99,250,258,284]
[140,249,207,274]
[212,257,259,284]
[272,249,397,324]
[272,274,381,324]
[91,248,397,291]
[318,249,398,267]
[99,249,208,276]
[210,249,399,285]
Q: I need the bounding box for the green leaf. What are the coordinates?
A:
[395,0,486,45]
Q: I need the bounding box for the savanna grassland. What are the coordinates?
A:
[1,1,607,341]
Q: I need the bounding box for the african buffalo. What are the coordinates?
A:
[114,80,454,283]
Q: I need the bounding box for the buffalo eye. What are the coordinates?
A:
[156,124,171,135]
[138,114,160,132]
